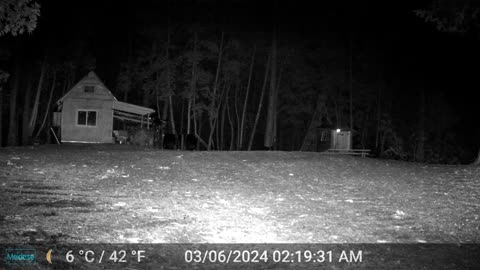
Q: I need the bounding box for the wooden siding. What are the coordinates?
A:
[61,99,113,143]
[64,83,114,101]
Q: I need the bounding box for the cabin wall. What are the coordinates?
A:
[61,98,113,143]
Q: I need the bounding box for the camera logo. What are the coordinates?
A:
[5,248,37,266]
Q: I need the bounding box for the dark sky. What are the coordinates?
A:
[32,1,479,79]
[25,0,480,134]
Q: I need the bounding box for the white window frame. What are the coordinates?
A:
[76,110,98,127]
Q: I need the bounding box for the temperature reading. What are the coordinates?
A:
[65,249,146,264]
[109,250,127,263]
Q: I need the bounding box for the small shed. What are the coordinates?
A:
[330,129,352,150]
[54,71,154,143]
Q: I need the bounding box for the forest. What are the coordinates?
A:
[1,0,480,164]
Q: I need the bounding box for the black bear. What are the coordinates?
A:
[163,133,178,149]
[185,134,198,150]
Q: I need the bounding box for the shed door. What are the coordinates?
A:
[331,131,351,150]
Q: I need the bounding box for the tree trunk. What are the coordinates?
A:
[7,59,22,146]
[179,99,185,134]
[0,79,4,146]
[180,99,185,148]
[216,85,223,150]
[187,96,192,134]
[35,70,56,139]
[273,59,283,150]
[208,31,225,150]
[415,88,425,162]
[192,98,208,149]
[239,44,256,150]
[226,85,235,150]
[264,27,277,148]
[220,91,227,150]
[124,27,134,102]
[162,99,168,124]
[334,93,341,128]
[212,84,226,150]
[143,41,157,108]
[248,53,271,151]
[29,61,47,136]
[168,95,176,134]
[375,85,382,149]
[187,31,198,135]
[234,81,240,150]
[192,91,197,145]
[360,104,371,148]
[349,33,354,132]
[165,22,176,135]
[22,70,34,145]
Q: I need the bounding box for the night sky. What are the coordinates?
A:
[31,0,478,103]
[31,1,477,81]
[2,0,480,162]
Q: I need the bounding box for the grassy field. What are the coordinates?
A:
[0,144,479,244]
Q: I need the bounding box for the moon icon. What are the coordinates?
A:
[46,249,52,264]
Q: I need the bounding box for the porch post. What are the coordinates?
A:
[147,113,150,130]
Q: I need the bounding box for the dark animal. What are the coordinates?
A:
[163,133,178,149]
[131,129,154,147]
[185,134,197,150]
[149,116,167,148]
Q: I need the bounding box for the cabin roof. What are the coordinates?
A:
[56,71,155,116]
[56,71,116,105]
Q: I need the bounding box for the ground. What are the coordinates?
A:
[0,145,479,244]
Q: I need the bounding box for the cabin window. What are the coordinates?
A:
[84,86,95,93]
[77,110,97,126]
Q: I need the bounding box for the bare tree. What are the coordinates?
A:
[187,31,199,135]
[348,33,353,132]
[225,84,235,150]
[220,86,227,150]
[415,88,426,162]
[7,58,21,146]
[0,72,9,146]
[264,28,277,148]
[22,70,34,145]
[28,61,47,140]
[375,85,382,150]
[35,69,56,139]
[239,44,256,150]
[248,53,271,151]
[234,80,240,149]
[207,31,225,150]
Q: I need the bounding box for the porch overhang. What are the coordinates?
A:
[113,101,155,126]
[113,101,155,116]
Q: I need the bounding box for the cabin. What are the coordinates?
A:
[53,71,154,143]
